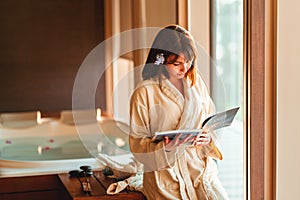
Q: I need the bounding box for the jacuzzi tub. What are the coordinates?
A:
[0,118,131,177]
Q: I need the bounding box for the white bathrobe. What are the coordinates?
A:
[129,74,229,200]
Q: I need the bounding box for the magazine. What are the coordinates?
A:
[152,107,240,141]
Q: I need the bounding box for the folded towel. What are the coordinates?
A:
[97,153,143,194]
[106,172,143,195]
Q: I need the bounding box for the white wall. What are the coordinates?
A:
[277,0,300,198]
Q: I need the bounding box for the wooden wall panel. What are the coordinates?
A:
[0,0,105,116]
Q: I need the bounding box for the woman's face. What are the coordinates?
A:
[165,53,193,80]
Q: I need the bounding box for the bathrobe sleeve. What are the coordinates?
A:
[129,85,177,171]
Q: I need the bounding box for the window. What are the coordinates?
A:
[211,0,244,199]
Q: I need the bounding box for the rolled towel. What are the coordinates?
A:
[106,172,143,195]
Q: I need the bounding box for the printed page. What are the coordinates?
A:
[152,107,240,142]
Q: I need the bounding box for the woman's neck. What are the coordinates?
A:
[169,78,184,96]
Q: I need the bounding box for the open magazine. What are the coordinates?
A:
[152,107,240,141]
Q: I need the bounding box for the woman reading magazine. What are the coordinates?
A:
[129,25,229,199]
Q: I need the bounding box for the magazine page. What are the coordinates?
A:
[201,107,240,132]
[152,107,240,142]
[152,129,202,142]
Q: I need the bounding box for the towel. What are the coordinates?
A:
[106,171,143,194]
[97,153,143,194]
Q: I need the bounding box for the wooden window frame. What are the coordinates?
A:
[245,0,277,199]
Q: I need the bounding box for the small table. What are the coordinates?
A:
[58,171,146,200]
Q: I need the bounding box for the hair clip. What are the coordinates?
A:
[154,53,165,65]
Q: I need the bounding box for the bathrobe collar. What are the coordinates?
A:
[159,77,202,130]
[135,75,204,130]
[159,77,185,112]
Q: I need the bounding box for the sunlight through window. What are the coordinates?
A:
[211,0,244,199]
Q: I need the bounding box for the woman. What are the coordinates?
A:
[129,25,229,200]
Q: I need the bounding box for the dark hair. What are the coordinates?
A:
[142,24,198,86]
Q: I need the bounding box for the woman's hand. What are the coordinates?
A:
[193,132,211,147]
[164,133,194,152]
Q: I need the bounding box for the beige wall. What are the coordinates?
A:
[189,0,210,88]
[277,0,300,198]
[145,0,176,27]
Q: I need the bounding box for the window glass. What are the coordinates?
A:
[211,0,244,199]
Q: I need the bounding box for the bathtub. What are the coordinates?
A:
[0,117,131,177]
